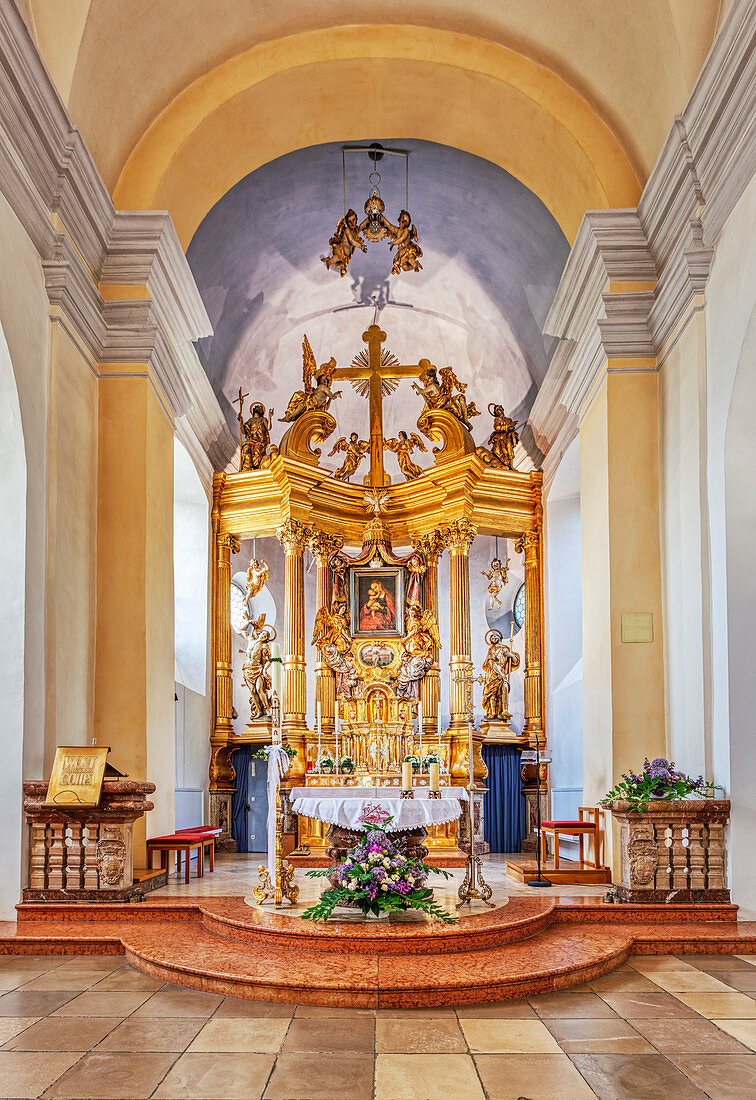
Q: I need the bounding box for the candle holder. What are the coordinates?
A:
[427,790,441,800]
[456,784,494,909]
[252,787,299,908]
[400,789,415,800]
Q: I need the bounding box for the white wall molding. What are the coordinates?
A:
[0,0,234,469]
[531,0,755,458]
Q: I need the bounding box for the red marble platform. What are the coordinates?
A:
[2,895,754,1007]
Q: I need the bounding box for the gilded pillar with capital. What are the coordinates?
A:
[210,526,239,791]
[308,530,343,736]
[277,520,310,774]
[413,529,446,737]
[446,518,477,733]
[515,527,545,743]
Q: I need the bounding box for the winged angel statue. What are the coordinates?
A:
[383,430,427,480]
[279,336,343,424]
[394,601,442,700]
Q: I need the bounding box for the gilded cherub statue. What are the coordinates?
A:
[480,404,519,469]
[394,601,441,700]
[233,391,274,472]
[413,363,480,432]
[481,556,510,610]
[241,613,277,720]
[328,432,370,481]
[279,335,342,423]
[245,558,270,601]
[385,209,423,274]
[322,209,367,276]
[480,628,520,721]
[383,430,427,480]
[312,601,362,698]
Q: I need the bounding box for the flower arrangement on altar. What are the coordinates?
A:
[423,753,439,769]
[404,753,420,773]
[318,755,334,773]
[340,756,355,773]
[253,744,297,760]
[302,804,458,923]
[600,757,719,814]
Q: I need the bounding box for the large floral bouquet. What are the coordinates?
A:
[600,757,709,813]
[302,804,458,923]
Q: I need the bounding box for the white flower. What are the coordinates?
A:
[369,852,380,863]
[381,884,388,891]
[382,857,391,866]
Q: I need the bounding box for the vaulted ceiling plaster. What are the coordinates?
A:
[187,140,569,476]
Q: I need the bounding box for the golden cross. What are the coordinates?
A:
[333,324,425,487]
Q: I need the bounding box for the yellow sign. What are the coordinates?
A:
[44,746,109,807]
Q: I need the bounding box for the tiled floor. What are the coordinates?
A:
[1,952,756,1097]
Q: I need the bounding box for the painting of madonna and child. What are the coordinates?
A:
[351,568,405,638]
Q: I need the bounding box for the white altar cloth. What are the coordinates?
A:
[290,786,466,832]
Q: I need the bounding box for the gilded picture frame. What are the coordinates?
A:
[350,567,405,638]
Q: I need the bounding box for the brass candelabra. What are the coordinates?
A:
[252,786,299,908]
[453,667,495,909]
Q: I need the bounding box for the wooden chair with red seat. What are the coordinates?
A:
[539,806,604,870]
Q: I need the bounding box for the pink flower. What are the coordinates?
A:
[358,802,391,826]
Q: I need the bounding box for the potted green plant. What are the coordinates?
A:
[319,755,334,774]
[404,753,420,774]
[253,744,297,760]
[340,756,355,774]
[423,753,439,769]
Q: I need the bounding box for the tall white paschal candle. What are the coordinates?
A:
[418,699,423,770]
[316,701,322,773]
[335,704,340,774]
[468,721,474,790]
[270,642,282,701]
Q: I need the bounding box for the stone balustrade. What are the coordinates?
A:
[23,780,156,901]
[608,799,730,902]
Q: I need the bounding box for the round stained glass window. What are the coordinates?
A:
[230,581,249,635]
[513,582,525,629]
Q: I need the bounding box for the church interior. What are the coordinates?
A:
[0,1,755,1097]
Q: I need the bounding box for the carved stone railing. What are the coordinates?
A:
[23,780,156,901]
[608,799,730,902]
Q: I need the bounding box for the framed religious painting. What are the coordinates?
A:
[350,567,405,638]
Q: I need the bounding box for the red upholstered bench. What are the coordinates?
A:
[147,832,215,883]
[540,807,603,870]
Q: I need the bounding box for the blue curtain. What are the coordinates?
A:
[482,744,525,853]
[230,746,252,853]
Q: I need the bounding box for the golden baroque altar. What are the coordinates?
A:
[209,325,545,855]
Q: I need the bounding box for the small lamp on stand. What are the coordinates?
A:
[521,745,553,888]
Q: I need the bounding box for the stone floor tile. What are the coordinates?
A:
[282,1016,374,1052]
[734,955,756,967]
[474,1052,597,1099]
[17,971,110,992]
[568,1052,709,1099]
[455,999,539,1018]
[265,1051,374,1099]
[373,1006,455,1018]
[376,1018,466,1053]
[0,1016,39,1045]
[154,1051,275,1099]
[0,969,50,990]
[529,991,619,1018]
[96,1017,206,1052]
[53,956,125,971]
[52,991,153,1017]
[543,1017,655,1054]
[589,971,662,994]
[0,1051,80,1098]
[293,1003,376,1017]
[631,1015,753,1053]
[460,1018,561,1054]
[215,997,295,1018]
[0,990,77,1017]
[187,1017,288,1053]
[668,1053,756,1099]
[647,970,734,993]
[714,1019,756,1051]
[131,988,223,1017]
[44,1051,178,1099]
[375,1053,484,1100]
[713,969,756,992]
[4,1015,120,1051]
[598,991,700,1018]
[672,991,756,1018]
[0,955,62,972]
[679,954,754,971]
[89,968,166,992]
[629,956,698,973]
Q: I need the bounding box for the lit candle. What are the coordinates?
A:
[468,721,474,791]
[438,713,443,775]
[418,698,423,771]
[429,761,439,791]
[335,704,340,776]
[316,701,322,774]
[402,760,412,790]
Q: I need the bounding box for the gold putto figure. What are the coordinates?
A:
[480,628,520,721]
[481,556,509,610]
[279,336,342,423]
[321,209,367,276]
[385,210,423,273]
[245,558,270,602]
[384,430,427,480]
[328,432,370,481]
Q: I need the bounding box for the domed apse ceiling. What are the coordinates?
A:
[187,139,569,473]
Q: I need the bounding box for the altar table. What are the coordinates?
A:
[289,787,466,832]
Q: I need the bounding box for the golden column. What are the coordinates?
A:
[413,529,446,737]
[515,527,545,743]
[277,519,310,777]
[209,521,239,793]
[446,518,477,734]
[308,530,343,735]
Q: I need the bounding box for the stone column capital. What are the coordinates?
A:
[217,533,240,554]
[412,529,447,566]
[515,530,539,557]
[444,518,477,554]
[276,518,310,554]
[307,530,344,562]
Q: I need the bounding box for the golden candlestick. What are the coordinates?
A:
[252,787,299,908]
[453,667,495,909]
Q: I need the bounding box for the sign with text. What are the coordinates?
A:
[44,746,109,807]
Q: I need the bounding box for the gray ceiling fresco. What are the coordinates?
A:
[187,139,569,472]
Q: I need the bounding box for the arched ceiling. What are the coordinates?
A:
[187,139,570,474]
[20,1,722,244]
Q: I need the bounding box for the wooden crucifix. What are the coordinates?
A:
[333,324,424,487]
